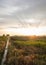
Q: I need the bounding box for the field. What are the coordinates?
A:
[0,35,46,65]
[0,35,7,64]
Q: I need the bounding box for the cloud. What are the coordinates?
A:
[0,18,4,20]
[0,0,46,29]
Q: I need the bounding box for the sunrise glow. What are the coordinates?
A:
[0,26,46,36]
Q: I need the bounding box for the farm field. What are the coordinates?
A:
[0,36,46,65]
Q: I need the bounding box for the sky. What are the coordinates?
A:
[0,0,46,36]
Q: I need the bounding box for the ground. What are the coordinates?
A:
[0,36,46,65]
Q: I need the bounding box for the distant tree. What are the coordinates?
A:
[6,34,10,37]
[3,34,5,37]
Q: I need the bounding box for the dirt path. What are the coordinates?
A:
[1,36,10,65]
